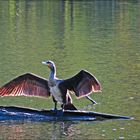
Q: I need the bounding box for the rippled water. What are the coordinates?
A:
[0,0,140,139]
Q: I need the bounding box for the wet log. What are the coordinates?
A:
[0,106,132,122]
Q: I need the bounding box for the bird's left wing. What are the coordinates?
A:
[0,73,50,98]
[59,70,101,98]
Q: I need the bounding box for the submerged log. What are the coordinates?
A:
[0,106,132,122]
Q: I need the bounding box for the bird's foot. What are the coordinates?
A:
[50,108,64,116]
[50,108,58,114]
[56,109,64,116]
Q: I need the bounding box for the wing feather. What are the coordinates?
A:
[59,70,101,98]
[0,73,50,98]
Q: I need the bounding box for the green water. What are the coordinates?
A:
[0,0,140,139]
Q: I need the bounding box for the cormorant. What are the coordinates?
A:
[0,61,101,110]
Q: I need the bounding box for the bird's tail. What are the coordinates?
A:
[63,103,77,110]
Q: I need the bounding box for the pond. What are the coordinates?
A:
[0,0,140,139]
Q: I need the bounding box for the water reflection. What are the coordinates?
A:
[0,122,26,139]
[51,121,81,138]
[0,0,140,139]
[0,121,80,139]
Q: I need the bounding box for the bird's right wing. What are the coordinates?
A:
[59,70,101,98]
[0,73,50,98]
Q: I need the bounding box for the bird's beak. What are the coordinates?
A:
[42,61,51,68]
[42,61,47,65]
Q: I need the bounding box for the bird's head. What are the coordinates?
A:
[42,60,56,70]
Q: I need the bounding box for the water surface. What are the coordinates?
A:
[0,0,140,139]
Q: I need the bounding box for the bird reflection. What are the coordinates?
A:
[51,121,81,138]
[0,121,81,139]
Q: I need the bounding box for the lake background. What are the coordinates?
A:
[0,0,140,139]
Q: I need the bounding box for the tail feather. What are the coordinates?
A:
[64,104,77,110]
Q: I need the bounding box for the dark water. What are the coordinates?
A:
[0,0,140,139]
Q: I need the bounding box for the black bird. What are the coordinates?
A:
[0,61,101,110]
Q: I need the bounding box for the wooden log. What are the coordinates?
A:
[0,106,133,122]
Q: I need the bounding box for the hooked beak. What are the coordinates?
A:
[42,61,51,68]
[42,61,47,65]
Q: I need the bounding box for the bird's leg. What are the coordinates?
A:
[53,104,64,116]
[54,102,57,110]
[52,96,58,112]
[61,91,67,111]
[86,96,97,105]
[61,104,65,111]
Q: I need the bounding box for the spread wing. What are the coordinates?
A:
[0,73,50,98]
[59,70,101,98]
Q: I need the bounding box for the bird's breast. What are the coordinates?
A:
[50,85,63,104]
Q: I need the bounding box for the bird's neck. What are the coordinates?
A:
[49,67,56,84]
